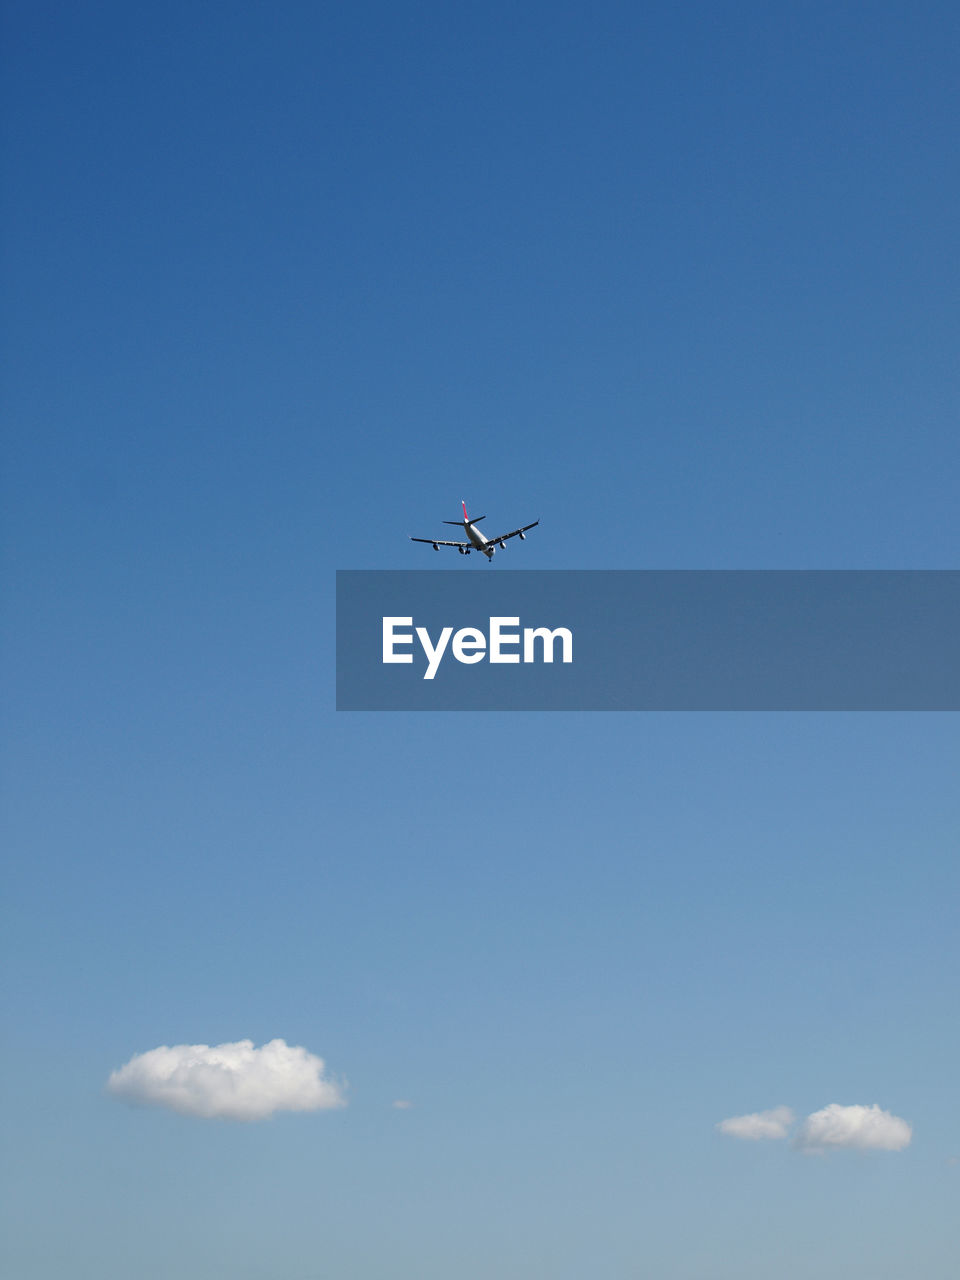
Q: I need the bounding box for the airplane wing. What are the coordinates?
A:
[484,520,539,545]
[410,537,470,549]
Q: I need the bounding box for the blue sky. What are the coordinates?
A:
[2,2,958,1277]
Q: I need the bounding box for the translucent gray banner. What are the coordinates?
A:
[336,571,960,710]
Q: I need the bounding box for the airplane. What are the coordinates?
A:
[411,501,539,561]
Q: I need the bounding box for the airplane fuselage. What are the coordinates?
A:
[465,522,495,558]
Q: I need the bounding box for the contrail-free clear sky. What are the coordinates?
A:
[3,3,958,1277]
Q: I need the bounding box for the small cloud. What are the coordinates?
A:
[794,1103,911,1153]
[392,1099,413,1110]
[718,1106,794,1141]
[107,1038,346,1121]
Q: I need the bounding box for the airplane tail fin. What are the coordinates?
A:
[443,503,486,526]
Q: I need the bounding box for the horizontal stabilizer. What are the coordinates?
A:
[443,515,486,525]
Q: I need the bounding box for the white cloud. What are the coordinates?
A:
[107,1038,346,1121]
[392,1099,413,1110]
[794,1103,911,1152]
[718,1105,795,1141]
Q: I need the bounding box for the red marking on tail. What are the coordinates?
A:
[462,500,469,523]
